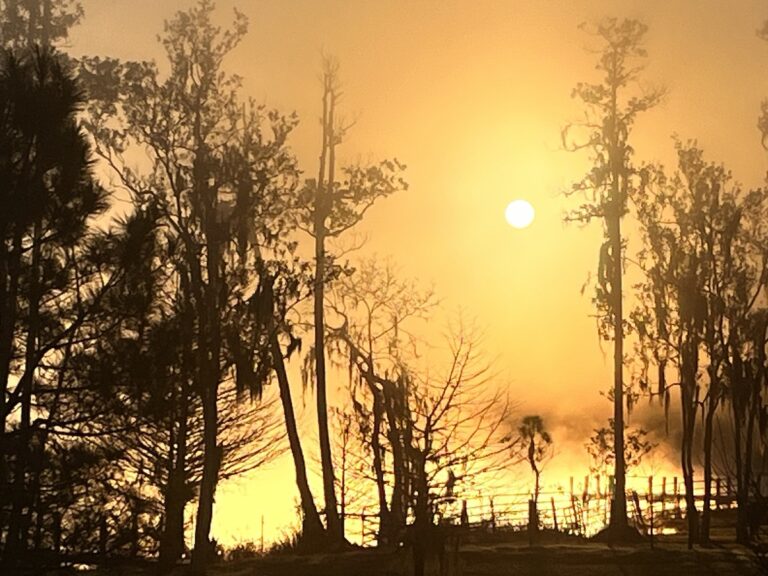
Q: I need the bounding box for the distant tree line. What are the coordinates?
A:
[566,17,768,549]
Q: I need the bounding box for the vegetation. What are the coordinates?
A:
[0,2,767,576]
[563,18,665,535]
[297,60,407,546]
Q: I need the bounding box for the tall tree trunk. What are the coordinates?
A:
[412,448,430,576]
[161,293,193,568]
[680,335,699,549]
[28,314,75,559]
[381,382,408,541]
[607,57,627,530]
[608,206,627,529]
[681,418,698,548]
[370,389,391,544]
[700,393,716,544]
[192,384,219,571]
[743,383,759,542]
[160,375,189,568]
[191,163,223,573]
[271,333,325,543]
[733,395,749,543]
[700,312,721,545]
[314,75,342,541]
[160,269,195,568]
[0,231,21,437]
[314,227,341,538]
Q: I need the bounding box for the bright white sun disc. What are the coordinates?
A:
[505,199,535,229]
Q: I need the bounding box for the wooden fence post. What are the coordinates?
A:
[649,487,654,549]
[551,497,558,532]
[716,478,722,509]
[673,477,680,516]
[571,495,580,534]
[631,491,645,532]
[648,476,653,503]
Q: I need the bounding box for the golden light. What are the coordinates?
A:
[505,199,535,229]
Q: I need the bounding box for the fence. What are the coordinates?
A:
[342,474,741,545]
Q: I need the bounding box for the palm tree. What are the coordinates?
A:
[518,415,552,508]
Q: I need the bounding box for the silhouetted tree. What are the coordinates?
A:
[723,311,768,544]
[269,320,326,546]
[519,415,552,509]
[79,249,287,565]
[297,58,407,544]
[633,142,768,546]
[404,325,514,576]
[0,46,117,563]
[80,1,306,569]
[326,258,435,545]
[318,407,372,538]
[563,18,664,536]
[586,418,654,477]
[0,0,82,48]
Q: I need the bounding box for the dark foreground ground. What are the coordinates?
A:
[33,537,765,576]
[211,543,763,576]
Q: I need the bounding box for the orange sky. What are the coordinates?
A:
[69,0,768,546]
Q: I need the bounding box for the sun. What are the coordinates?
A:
[505,199,535,229]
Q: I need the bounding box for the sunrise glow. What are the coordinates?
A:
[1,2,765,575]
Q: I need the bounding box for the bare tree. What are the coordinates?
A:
[326,258,435,545]
[405,325,515,576]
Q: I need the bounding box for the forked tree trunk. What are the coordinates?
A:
[313,73,342,542]
[192,385,219,571]
[191,160,224,573]
[370,389,391,544]
[381,382,408,541]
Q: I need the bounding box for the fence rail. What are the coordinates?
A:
[341,474,744,545]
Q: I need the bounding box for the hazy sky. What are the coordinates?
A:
[69,0,768,545]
